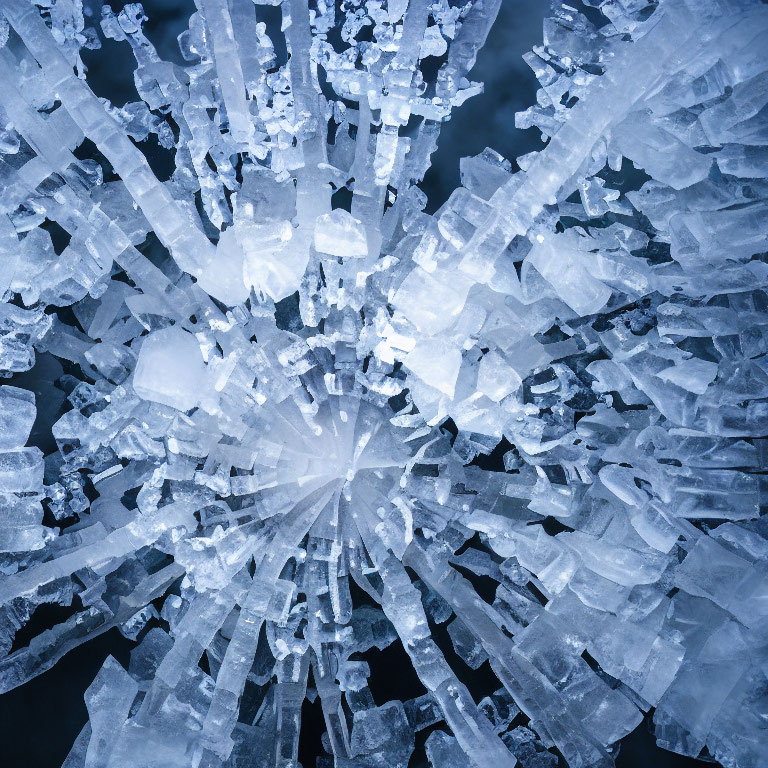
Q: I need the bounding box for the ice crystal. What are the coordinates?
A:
[1,0,767,766]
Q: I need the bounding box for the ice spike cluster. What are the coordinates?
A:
[0,0,767,766]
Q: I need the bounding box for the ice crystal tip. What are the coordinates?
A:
[0,0,767,767]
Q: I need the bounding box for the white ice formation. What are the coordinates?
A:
[0,0,767,766]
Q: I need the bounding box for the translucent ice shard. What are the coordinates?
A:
[133,326,211,411]
[0,386,48,553]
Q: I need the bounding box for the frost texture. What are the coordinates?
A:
[0,0,767,767]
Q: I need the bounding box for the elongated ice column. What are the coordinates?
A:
[0,387,48,553]
[0,1,767,767]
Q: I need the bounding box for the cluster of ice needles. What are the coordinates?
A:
[1,0,767,766]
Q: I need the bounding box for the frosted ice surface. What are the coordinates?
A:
[133,326,211,411]
[0,386,36,449]
[0,0,767,767]
[404,339,463,398]
[313,211,368,259]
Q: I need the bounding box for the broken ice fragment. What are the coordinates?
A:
[314,210,368,258]
[133,326,210,411]
[477,351,522,402]
[656,358,718,395]
[0,447,44,493]
[237,220,302,302]
[0,386,36,448]
[524,236,612,315]
[405,339,462,398]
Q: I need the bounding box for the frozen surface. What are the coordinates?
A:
[0,0,767,767]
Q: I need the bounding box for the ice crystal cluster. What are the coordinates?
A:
[0,0,767,766]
